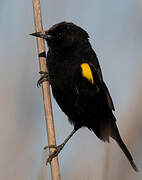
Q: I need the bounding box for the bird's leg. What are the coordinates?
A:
[37,71,49,87]
[44,129,77,164]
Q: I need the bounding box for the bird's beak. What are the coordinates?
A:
[30,31,52,40]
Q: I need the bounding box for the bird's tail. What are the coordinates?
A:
[110,122,139,172]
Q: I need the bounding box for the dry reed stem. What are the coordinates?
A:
[32,0,61,179]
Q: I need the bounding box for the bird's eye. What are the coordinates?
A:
[57,32,63,40]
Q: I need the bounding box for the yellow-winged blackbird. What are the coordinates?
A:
[31,22,138,171]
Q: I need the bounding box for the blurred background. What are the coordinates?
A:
[0,0,142,179]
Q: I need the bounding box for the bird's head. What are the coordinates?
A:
[30,21,89,50]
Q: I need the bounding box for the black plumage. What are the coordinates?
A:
[31,21,138,171]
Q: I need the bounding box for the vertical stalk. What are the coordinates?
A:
[32,0,61,179]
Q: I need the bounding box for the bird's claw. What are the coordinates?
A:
[44,144,64,164]
[44,144,57,149]
[37,71,49,87]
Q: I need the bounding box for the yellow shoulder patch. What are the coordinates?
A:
[81,63,94,84]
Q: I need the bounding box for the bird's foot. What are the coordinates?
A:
[37,71,49,87]
[44,129,77,164]
[44,144,64,164]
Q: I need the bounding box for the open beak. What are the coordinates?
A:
[30,31,52,39]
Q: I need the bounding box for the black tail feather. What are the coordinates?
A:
[111,123,139,172]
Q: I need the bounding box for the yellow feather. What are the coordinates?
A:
[81,63,94,84]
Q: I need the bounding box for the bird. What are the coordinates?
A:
[30,21,138,171]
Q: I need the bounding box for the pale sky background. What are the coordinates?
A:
[0,0,142,179]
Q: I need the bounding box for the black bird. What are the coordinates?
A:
[31,21,138,171]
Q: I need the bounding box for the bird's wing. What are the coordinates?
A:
[74,62,114,111]
[101,81,115,110]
